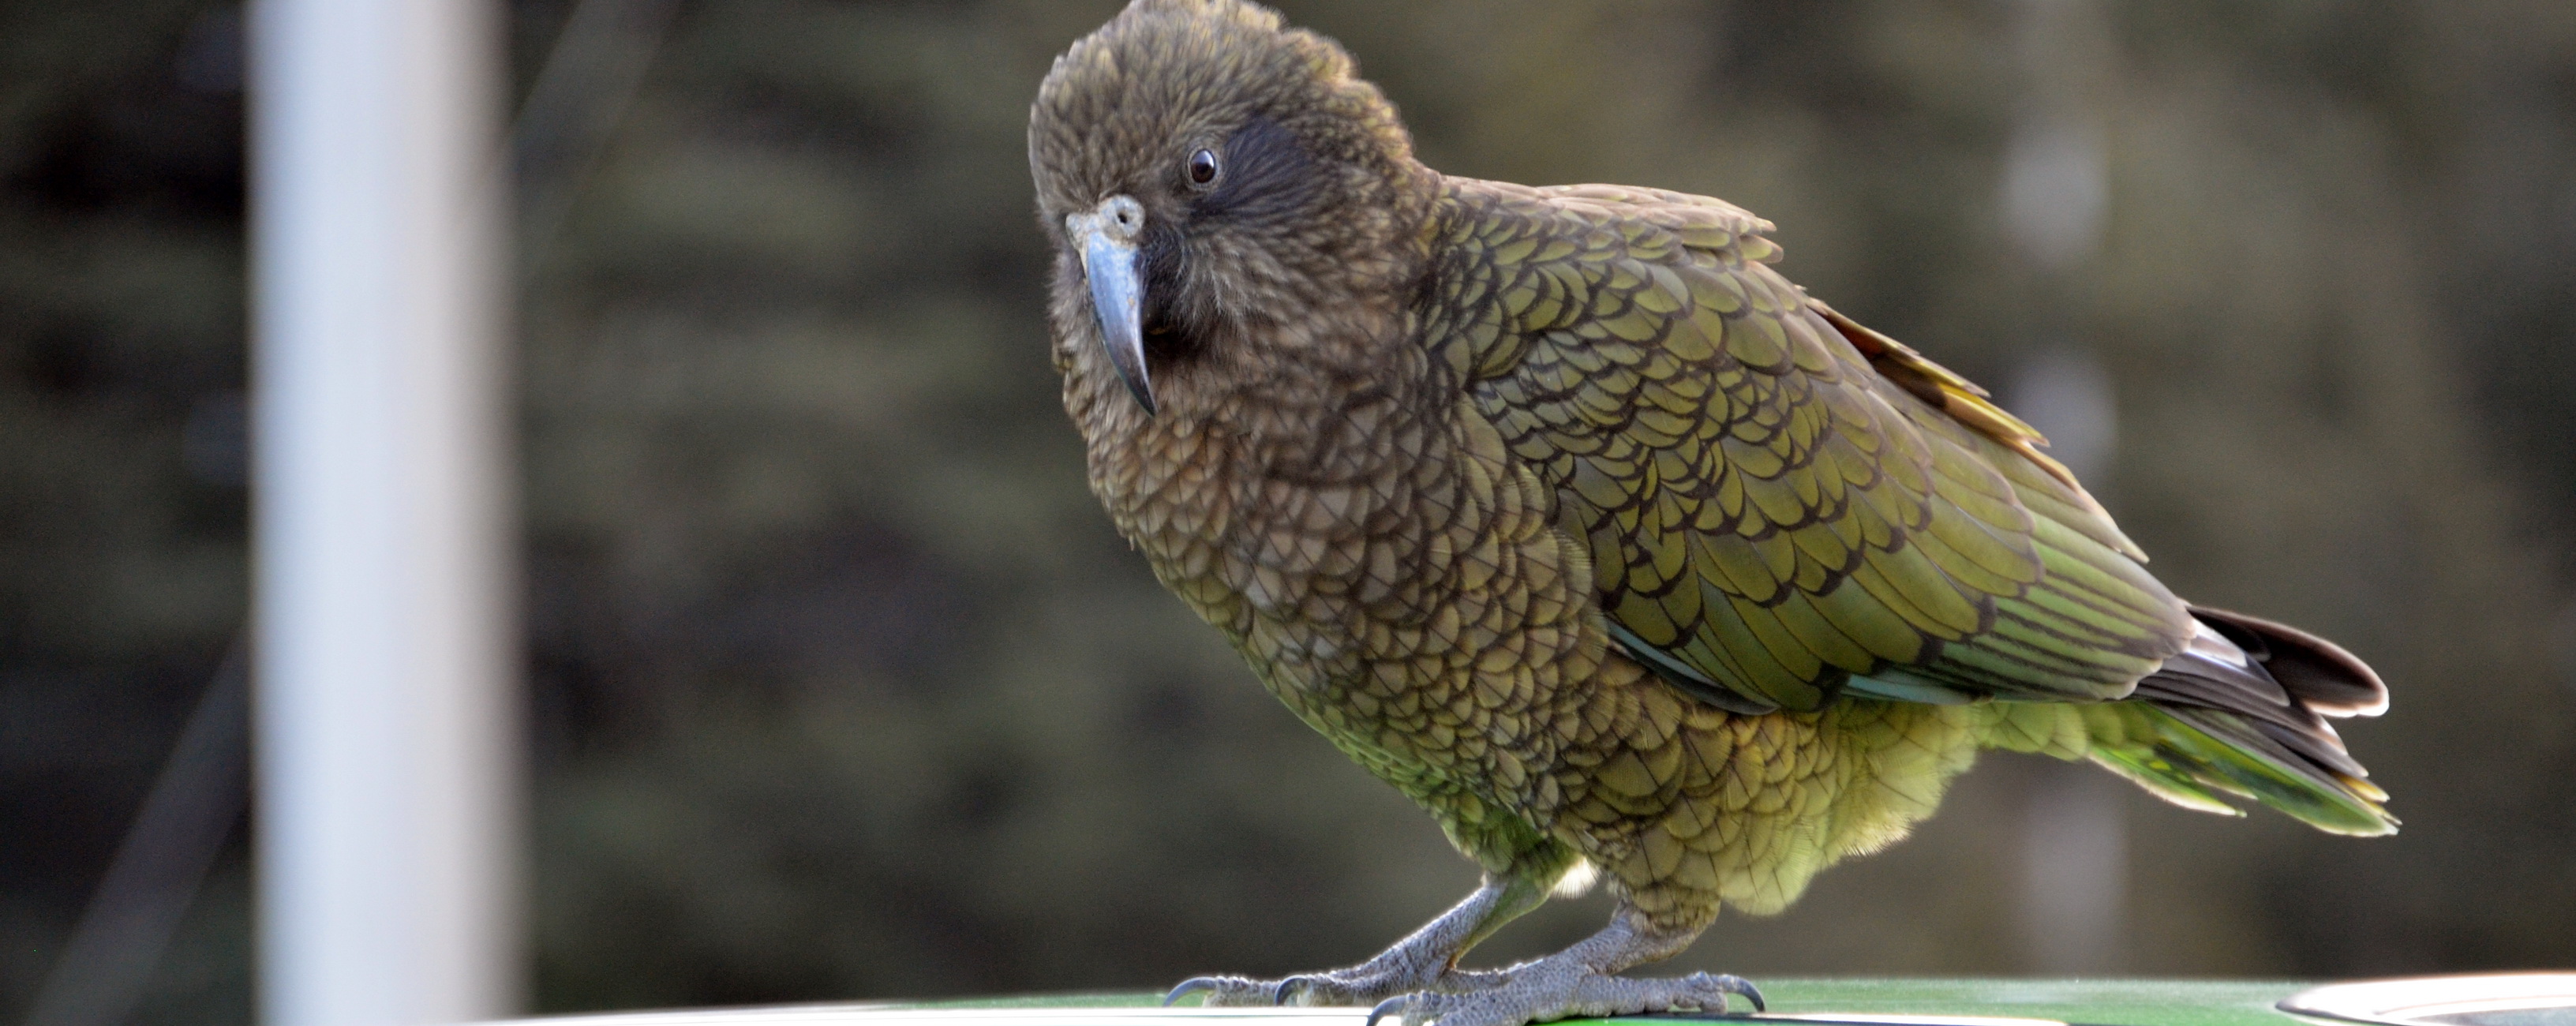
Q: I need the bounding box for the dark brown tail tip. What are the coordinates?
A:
[2190,605,2389,717]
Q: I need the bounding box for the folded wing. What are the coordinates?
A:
[1437,178,2195,713]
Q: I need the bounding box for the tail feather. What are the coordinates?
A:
[2190,605,2389,716]
[2087,605,2397,837]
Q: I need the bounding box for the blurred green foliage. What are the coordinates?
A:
[6,2,2576,1024]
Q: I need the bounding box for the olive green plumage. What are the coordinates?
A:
[1029,2,2392,1023]
[1430,179,2185,713]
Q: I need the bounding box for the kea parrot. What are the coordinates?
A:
[1028,3,2394,1024]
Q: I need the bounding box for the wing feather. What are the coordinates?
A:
[1436,177,2193,712]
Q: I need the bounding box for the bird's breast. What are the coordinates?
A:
[1076,384,1621,805]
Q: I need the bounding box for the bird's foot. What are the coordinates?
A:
[1163,965,1509,1008]
[1364,965,1764,1026]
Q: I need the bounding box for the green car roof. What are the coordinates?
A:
[482,974,2576,1026]
[484,978,2327,1026]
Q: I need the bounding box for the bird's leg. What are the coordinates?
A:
[1366,903,1762,1026]
[1163,874,1550,1008]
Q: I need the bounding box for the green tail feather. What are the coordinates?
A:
[2084,703,2396,837]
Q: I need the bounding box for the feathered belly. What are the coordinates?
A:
[1099,414,1998,916]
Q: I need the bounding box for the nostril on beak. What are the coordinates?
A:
[1102,195,1144,240]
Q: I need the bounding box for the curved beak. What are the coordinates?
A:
[1069,196,1155,415]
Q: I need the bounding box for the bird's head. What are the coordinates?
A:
[1029,0,1433,418]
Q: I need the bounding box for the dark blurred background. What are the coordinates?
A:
[7,1,2576,1023]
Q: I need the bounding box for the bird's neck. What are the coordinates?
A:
[1081,308,1455,522]
[1073,290,1473,632]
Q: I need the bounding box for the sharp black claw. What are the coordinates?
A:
[1272,976,1308,1006]
[1366,994,1412,1026]
[1725,975,1765,1013]
[1163,978,1222,1007]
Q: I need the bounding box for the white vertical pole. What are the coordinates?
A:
[249,0,518,1022]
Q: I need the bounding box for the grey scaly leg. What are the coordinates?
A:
[1164,874,1551,1007]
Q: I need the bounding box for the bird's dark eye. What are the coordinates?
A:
[1187,148,1219,186]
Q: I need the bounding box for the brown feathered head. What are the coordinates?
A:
[1029,0,1431,418]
